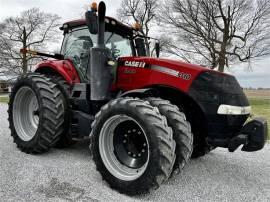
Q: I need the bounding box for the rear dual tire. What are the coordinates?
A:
[8,73,65,154]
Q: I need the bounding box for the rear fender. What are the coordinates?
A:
[35,60,80,84]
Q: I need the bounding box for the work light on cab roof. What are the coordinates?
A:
[133,21,142,31]
[91,2,98,11]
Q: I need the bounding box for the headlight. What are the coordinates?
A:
[217,105,251,115]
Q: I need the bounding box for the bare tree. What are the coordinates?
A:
[117,0,158,56]
[159,0,270,72]
[0,8,61,76]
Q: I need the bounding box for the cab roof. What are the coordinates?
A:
[60,16,134,37]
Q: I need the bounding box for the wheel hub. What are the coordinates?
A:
[99,115,150,181]
[13,86,39,141]
[113,121,148,169]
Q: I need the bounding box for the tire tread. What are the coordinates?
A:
[8,73,65,154]
[145,97,193,174]
[90,97,176,195]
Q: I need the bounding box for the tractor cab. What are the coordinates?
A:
[60,17,146,81]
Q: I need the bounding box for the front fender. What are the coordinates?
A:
[119,88,158,98]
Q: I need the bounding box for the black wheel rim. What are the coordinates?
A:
[99,115,150,181]
[113,120,148,169]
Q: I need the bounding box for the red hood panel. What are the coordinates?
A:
[116,57,211,93]
[119,56,209,74]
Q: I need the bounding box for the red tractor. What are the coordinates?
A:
[8,1,268,195]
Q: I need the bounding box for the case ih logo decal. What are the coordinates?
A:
[123,61,191,80]
[124,61,146,68]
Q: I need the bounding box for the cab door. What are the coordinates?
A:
[61,27,94,81]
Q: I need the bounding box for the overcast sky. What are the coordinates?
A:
[0,0,269,88]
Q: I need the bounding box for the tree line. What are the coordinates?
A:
[118,0,270,72]
[0,0,269,77]
[0,8,61,78]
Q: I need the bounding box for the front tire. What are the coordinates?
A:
[8,73,65,154]
[90,97,176,195]
[145,98,193,174]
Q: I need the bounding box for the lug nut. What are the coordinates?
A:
[124,134,127,137]
[132,129,136,132]
[123,140,127,143]
[128,152,131,155]
[138,153,141,157]
[138,131,141,135]
[128,130,131,133]
[143,143,147,147]
[133,154,136,157]
[142,149,145,153]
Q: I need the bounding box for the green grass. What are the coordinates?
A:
[0,96,9,103]
[248,98,270,139]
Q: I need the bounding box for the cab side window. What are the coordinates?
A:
[104,32,133,60]
[61,28,94,78]
[61,28,133,79]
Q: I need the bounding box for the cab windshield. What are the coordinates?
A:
[61,26,133,80]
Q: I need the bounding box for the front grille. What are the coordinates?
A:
[189,71,249,142]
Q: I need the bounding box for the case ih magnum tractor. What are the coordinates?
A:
[8,1,268,195]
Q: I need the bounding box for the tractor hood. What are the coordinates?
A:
[117,56,220,93]
[120,56,208,70]
[117,56,241,95]
[137,57,209,72]
[119,56,220,82]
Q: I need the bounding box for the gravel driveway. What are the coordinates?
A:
[0,103,269,202]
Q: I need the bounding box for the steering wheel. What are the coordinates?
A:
[72,55,81,65]
[112,48,121,60]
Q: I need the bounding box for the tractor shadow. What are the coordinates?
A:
[49,139,92,160]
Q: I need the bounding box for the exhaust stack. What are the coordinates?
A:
[86,1,112,101]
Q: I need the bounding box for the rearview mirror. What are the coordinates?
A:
[85,10,98,34]
[135,38,146,56]
[155,42,160,58]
